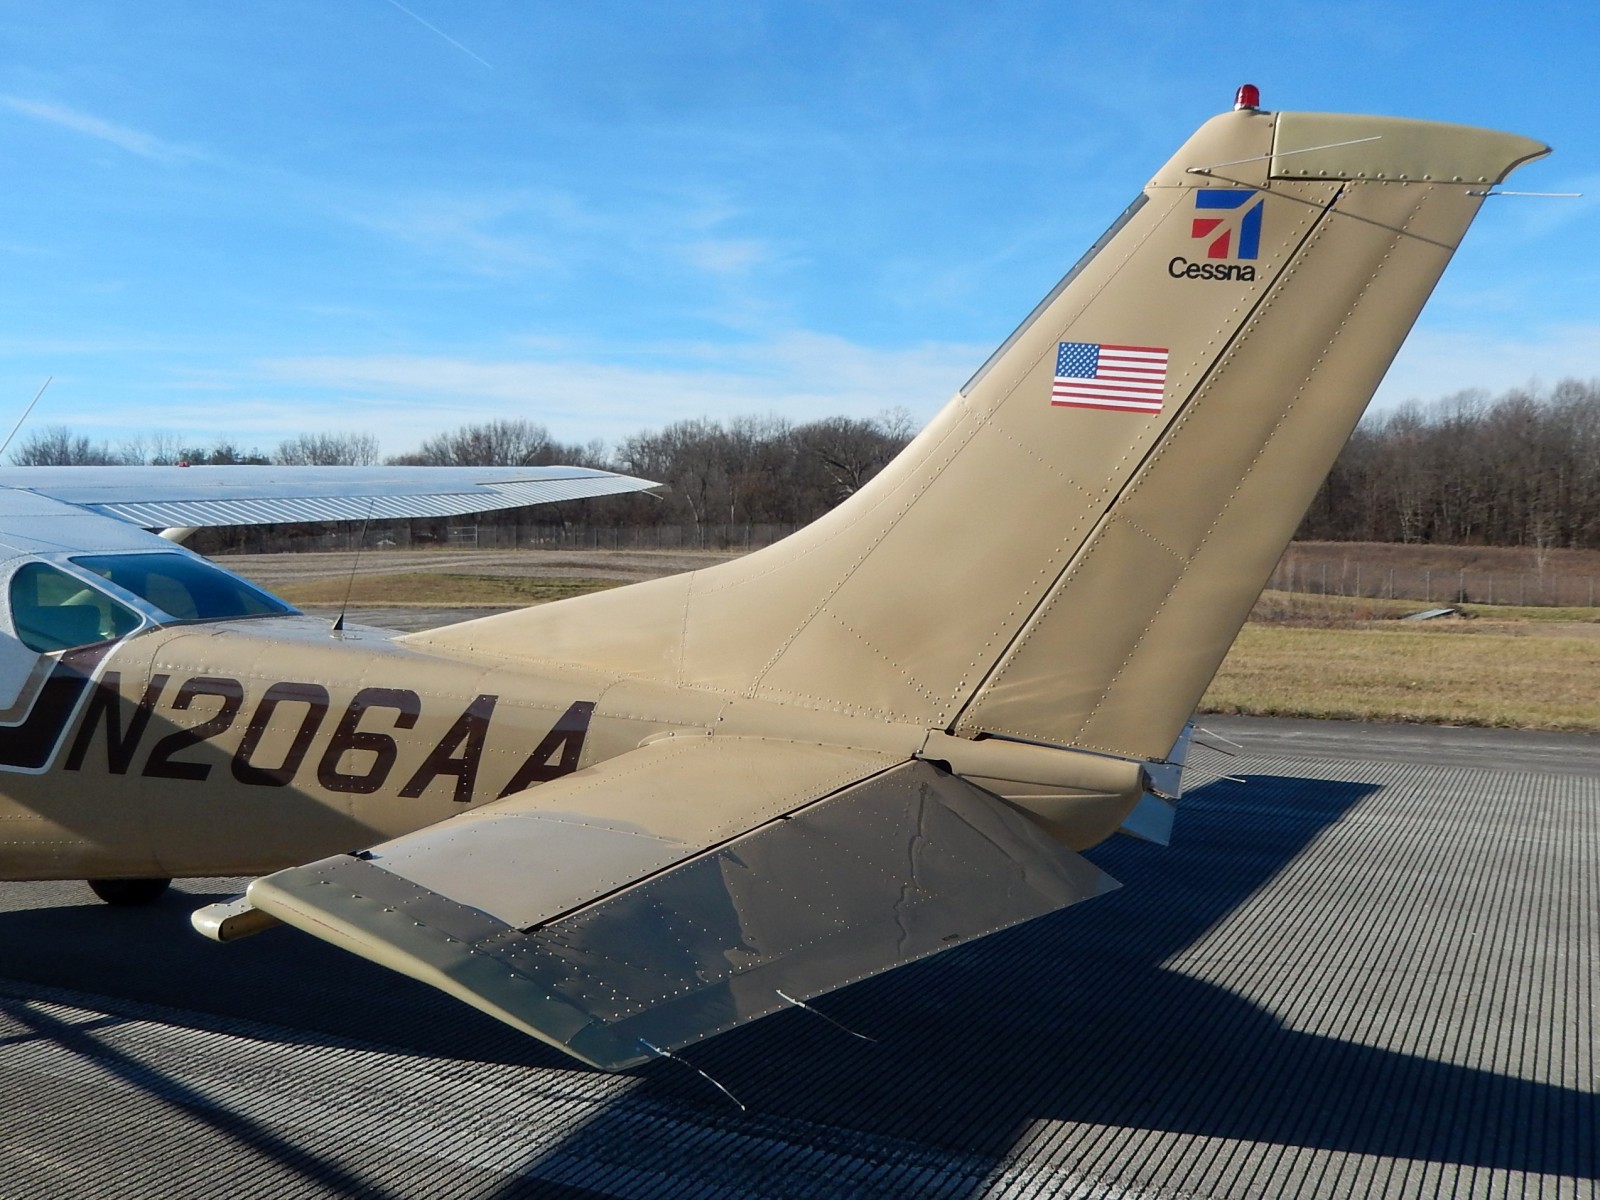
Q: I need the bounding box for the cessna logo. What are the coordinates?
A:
[1169,189,1263,282]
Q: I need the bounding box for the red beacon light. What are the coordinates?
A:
[1234,83,1261,111]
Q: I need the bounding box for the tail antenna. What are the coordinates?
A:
[332,498,378,636]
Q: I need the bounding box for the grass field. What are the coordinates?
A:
[270,562,1600,734]
[1197,590,1600,730]
[1201,624,1600,731]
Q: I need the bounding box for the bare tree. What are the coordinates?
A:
[174,441,270,466]
[1301,379,1600,549]
[791,414,912,504]
[390,419,560,466]
[275,431,382,466]
[113,431,190,466]
[10,425,125,465]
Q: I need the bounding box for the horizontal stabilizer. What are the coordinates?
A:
[247,738,1118,1069]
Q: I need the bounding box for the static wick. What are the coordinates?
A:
[1195,725,1245,751]
[1468,190,1583,198]
[776,989,877,1043]
[637,1040,746,1112]
[0,376,52,461]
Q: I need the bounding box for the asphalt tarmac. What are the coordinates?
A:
[0,714,1594,1198]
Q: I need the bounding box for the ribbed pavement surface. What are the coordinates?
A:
[0,717,1593,1199]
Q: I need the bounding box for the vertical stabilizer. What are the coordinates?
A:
[407,102,1547,761]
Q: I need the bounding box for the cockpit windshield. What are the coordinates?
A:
[10,562,142,654]
[70,553,293,622]
[7,554,295,655]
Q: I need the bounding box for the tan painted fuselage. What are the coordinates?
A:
[0,611,1152,880]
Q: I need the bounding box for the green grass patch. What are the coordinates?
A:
[1454,602,1600,623]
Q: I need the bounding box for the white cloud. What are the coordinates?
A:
[354,192,559,275]
[1374,322,1600,410]
[0,95,191,162]
[348,182,782,289]
[239,331,986,453]
[678,236,770,276]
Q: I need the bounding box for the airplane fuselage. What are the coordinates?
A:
[0,617,673,879]
[0,612,1154,881]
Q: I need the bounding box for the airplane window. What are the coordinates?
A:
[70,553,293,623]
[9,562,142,654]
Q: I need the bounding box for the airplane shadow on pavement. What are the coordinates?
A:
[0,771,1592,1188]
[624,772,1596,1183]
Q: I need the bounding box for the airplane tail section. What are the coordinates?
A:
[407,101,1547,763]
[239,98,1551,1071]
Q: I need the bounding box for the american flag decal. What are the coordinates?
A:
[1051,342,1169,414]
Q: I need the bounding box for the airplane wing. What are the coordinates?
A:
[245,735,1119,1070]
[0,464,657,531]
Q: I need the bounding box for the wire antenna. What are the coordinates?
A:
[332,497,378,635]
[1186,135,1382,175]
[380,0,492,69]
[0,377,52,462]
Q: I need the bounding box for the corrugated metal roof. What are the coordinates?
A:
[0,466,659,532]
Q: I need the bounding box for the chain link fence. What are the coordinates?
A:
[209,521,804,556]
[1268,557,1600,608]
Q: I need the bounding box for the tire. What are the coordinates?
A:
[87,878,172,906]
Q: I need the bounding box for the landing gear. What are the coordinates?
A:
[87,878,172,906]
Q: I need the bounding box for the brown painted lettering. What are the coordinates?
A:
[64,672,169,774]
[232,682,330,787]
[399,694,497,804]
[498,701,595,797]
[142,677,245,781]
[316,687,420,794]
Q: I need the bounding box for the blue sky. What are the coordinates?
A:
[0,1,1594,458]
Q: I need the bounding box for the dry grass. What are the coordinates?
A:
[1202,622,1600,731]
[1288,539,1600,578]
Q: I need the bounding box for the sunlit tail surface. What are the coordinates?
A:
[245,97,1548,1069]
[409,104,1545,762]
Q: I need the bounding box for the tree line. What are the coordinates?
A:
[14,379,1600,550]
[10,412,918,536]
[1299,379,1600,550]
